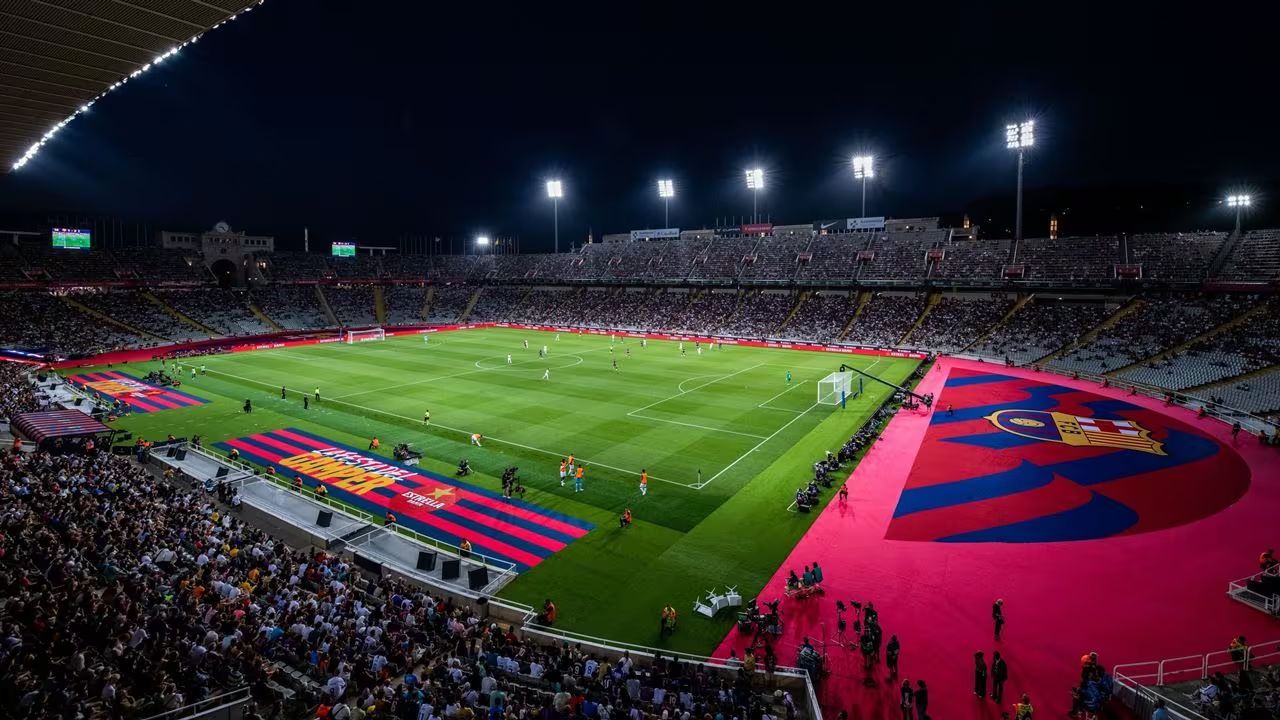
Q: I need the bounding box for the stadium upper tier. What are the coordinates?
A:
[1,228,1278,286]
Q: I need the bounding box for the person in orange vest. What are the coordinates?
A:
[314,483,327,497]
[574,465,585,493]
[559,459,568,487]
[539,598,557,625]
[369,436,380,451]
[470,433,483,447]
[567,454,575,473]
[384,511,397,528]
[640,469,648,497]
[11,436,21,453]
[460,538,473,557]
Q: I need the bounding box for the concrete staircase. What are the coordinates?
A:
[419,286,434,321]
[836,291,873,341]
[314,286,340,327]
[1035,296,1143,365]
[60,296,169,342]
[961,293,1032,353]
[897,293,941,345]
[248,302,283,331]
[145,291,219,336]
[775,291,810,334]
[373,286,387,326]
[457,288,482,322]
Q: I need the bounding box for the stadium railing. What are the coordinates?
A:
[1112,638,1280,720]
[1227,565,1280,615]
[138,687,251,720]
[519,623,823,720]
[950,352,1279,436]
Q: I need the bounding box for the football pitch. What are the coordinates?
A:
[87,327,919,652]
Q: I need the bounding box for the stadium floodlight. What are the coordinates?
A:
[476,235,490,247]
[745,168,765,223]
[1006,119,1036,243]
[1227,194,1253,233]
[657,179,675,226]
[852,155,874,217]
[546,179,563,252]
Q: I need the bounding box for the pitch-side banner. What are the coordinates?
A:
[630,228,680,241]
[848,216,886,231]
[740,223,774,235]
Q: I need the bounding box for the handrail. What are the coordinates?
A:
[1114,636,1280,688]
[139,686,250,720]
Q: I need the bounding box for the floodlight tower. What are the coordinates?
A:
[1006,120,1035,243]
[745,168,764,224]
[476,235,490,256]
[546,180,564,253]
[852,155,874,218]
[1227,194,1252,234]
[658,179,675,227]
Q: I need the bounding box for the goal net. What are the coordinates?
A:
[346,327,386,344]
[817,371,855,406]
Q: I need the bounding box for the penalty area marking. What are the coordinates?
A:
[757,380,809,412]
[694,400,822,489]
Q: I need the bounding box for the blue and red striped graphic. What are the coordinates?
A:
[217,428,594,571]
[65,371,210,413]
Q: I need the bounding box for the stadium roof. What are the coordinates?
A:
[0,0,261,172]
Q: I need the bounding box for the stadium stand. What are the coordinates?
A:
[932,239,1012,280]
[972,298,1113,364]
[251,286,331,330]
[671,291,739,335]
[1222,229,1280,281]
[846,293,926,347]
[263,252,331,281]
[468,287,529,322]
[383,285,427,325]
[1118,297,1280,390]
[719,291,796,338]
[75,290,208,343]
[0,291,142,356]
[905,295,1014,353]
[1051,295,1249,374]
[113,247,210,284]
[1128,232,1227,283]
[1018,236,1121,281]
[324,285,378,327]
[425,285,473,323]
[155,288,274,336]
[782,292,857,342]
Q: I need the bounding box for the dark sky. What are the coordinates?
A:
[0,1,1275,252]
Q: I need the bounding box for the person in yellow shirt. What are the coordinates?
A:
[660,604,678,637]
[574,465,585,493]
[567,454,576,473]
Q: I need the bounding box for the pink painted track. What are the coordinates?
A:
[714,357,1280,720]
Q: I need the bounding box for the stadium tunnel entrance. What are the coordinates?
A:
[211,258,237,288]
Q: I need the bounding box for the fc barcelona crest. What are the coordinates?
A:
[984,409,1166,456]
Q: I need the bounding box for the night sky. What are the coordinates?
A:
[0,1,1274,252]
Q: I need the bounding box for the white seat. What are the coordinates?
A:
[693,599,714,618]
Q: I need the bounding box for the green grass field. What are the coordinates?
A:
[77,327,917,653]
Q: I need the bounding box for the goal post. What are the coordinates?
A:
[817,371,862,406]
[346,327,386,344]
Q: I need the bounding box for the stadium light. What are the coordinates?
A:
[10,1,269,171]
[476,235,490,248]
[1006,119,1035,243]
[546,180,563,253]
[745,168,764,224]
[657,179,675,227]
[1227,194,1253,233]
[852,155,874,218]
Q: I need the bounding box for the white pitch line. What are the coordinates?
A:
[628,363,765,417]
[183,364,697,489]
[697,401,821,489]
[332,346,610,400]
[625,412,770,440]
[757,380,808,411]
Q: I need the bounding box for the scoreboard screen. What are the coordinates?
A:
[52,228,92,249]
[332,242,356,257]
